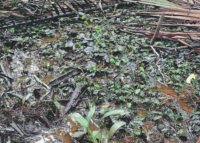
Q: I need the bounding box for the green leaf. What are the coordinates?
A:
[70,113,89,128]
[127,103,132,109]
[101,129,110,142]
[45,61,50,68]
[10,28,15,33]
[110,58,115,64]
[102,110,128,119]
[134,131,141,136]
[109,121,126,136]
[92,130,101,139]
[87,106,95,122]
[115,61,120,66]
[81,14,86,20]
[140,67,145,72]
[135,89,141,94]
[153,116,162,120]
[60,18,64,22]
[119,96,126,102]
[90,18,93,22]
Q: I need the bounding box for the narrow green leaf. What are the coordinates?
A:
[70,113,89,128]
[92,130,101,139]
[102,129,110,142]
[102,110,128,119]
[87,106,95,122]
[153,116,162,120]
[109,121,126,136]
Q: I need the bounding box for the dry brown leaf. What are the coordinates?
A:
[164,137,179,143]
[152,84,196,113]
[42,75,54,84]
[68,117,81,133]
[41,32,62,45]
[137,109,147,117]
[121,136,139,143]
[152,84,177,98]
[143,122,154,133]
[89,121,99,132]
[62,132,72,143]
[178,98,195,113]
[197,136,200,143]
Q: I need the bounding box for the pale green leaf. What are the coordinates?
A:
[87,106,95,122]
[109,121,126,136]
[153,116,162,120]
[92,130,101,139]
[135,89,141,94]
[70,113,89,128]
[102,110,128,119]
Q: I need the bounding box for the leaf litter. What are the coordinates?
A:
[0,0,200,143]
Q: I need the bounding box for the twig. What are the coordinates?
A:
[136,42,200,51]
[150,46,159,58]
[33,75,50,90]
[40,0,46,15]
[151,46,165,81]
[63,85,87,115]
[49,68,80,87]
[10,122,25,136]
[150,14,164,45]
[40,90,51,100]
[6,92,24,100]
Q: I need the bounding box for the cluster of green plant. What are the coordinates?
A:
[70,104,128,143]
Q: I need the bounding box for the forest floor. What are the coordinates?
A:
[0,4,200,143]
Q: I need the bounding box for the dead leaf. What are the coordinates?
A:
[121,136,138,143]
[152,84,196,113]
[137,109,147,117]
[143,122,154,133]
[194,48,200,53]
[68,117,80,133]
[62,132,72,143]
[41,32,62,45]
[42,75,54,84]
[197,136,200,143]
[164,137,179,143]
[178,98,195,113]
[152,84,177,98]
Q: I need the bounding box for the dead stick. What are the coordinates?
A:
[63,86,86,115]
[150,15,164,45]
[40,0,46,15]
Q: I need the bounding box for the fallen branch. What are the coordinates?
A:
[49,68,80,87]
[33,75,50,90]
[63,85,88,115]
[150,14,164,45]
[137,42,200,51]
